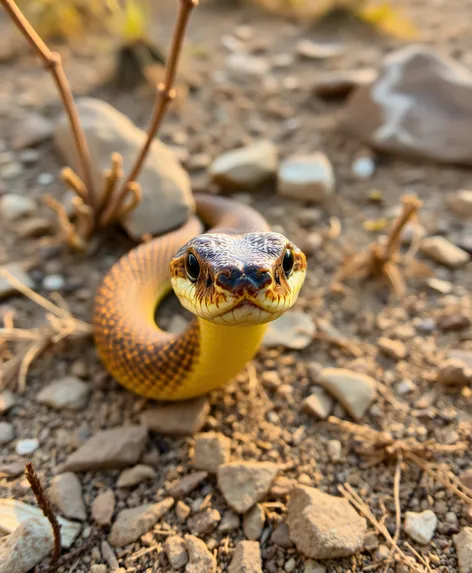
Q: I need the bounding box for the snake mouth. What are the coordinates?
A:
[209,298,282,326]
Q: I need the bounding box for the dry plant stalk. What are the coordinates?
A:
[0,269,93,391]
[335,195,423,296]
[1,0,198,250]
[25,462,62,565]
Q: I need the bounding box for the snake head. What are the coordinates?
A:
[170,232,307,326]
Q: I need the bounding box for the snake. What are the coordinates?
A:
[92,193,307,401]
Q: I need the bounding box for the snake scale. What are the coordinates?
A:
[93,194,307,400]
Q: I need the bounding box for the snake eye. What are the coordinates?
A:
[283,249,294,277]
[185,253,200,282]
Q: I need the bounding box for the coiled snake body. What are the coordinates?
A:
[93,194,307,400]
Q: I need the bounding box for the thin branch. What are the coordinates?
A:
[1,0,96,209]
[100,0,198,226]
[383,452,403,572]
[25,462,62,565]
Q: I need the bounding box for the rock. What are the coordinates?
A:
[0,264,34,299]
[378,337,407,360]
[101,540,119,570]
[0,389,16,413]
[116,464,156,488]
[49,472,86,521]
[15,438,39,456]
[42,274,65,291]
[54,97,193,240]
[90,566,107,573]
[217,461,279,513]
[0,499,81,548]
[165,535,189,569]
[0,422,14,444]
[176,501,191,523]
[209,140,277,189]
[285,557,297,572]
[437,359,472,387]
[351,155,376,180]
[0,519,53,573]
[302,389,334,420]
[193,432,231,473]
[460,469,472,490]
[0,461,26,478]
[327,439,342,462]
[219,510,240,532]
[395,379,415,395]
[296,40,344,60]
[11,114,54,149]
[141,397,209,436]
[167,471,208,497]
[303,562,326,573]
[449,190,472,218]
[92,490,115,525]
[36,376,90,410]
[228,540,262,573]
[271,521,294,548]
[0,194,35,221]
[188,508,221,536]
[316,368,377,421]
[420,236,469,268]
[60,425,148,472]
[243,503,265,540]
[364,532,379,552]
[448,350,472,369]
[287,485,366,559]
[263,311,315,350]
[277,153,334,203]
[438,312,471,332]
[226,53,270,77]
[404,510,437,544]
[270,476,297,499]
[343,45,472,165]
[427,277,453,294]
[108,498,174,546]
[454,527,472,573]
[313,68,377,98]
[184,535,216,573]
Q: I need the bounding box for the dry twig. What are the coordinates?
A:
[0,269,93,391]
[2,0,198,249]
[335,195,422,296]
[25,462,62,566]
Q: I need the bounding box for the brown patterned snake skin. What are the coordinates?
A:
[92,194,307,401]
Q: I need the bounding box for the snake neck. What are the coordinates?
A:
[177,318,269,399]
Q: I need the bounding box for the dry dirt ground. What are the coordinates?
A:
[1,0,472,572]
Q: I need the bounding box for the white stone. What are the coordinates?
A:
[454,527,472,573]
[15,438,39,456]
[36,376,90,410]
[42,274,65,291]
[351,156,375,180]
[404,510,437,544]
[0,519,53,573]
[226,53,270,77]
[420,236,469,268]
[263,311,316,350]
[0,422,15,445]
[296,40,344,59]
[277,153,334,203]
[0,194,35,221]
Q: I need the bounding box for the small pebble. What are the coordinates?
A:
[0,422,15,445]
[0,389,16,413]
[327,439,342,462]
[0,193,35,220]
[352,155,375,179]
[285,557,297,572]
[42,274,66,291]
[404,510,437,544]
[277,153,335,203]
[243,503,265,540]
[16,438,39,455]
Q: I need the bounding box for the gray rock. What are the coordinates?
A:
[167,471,208,498]
[243,503,265,540]
[0,389,16,413]
[11,114,54,150]
[0,519,53,573]
[141,397,209,436]
[49,472,86,521]
[316,368,377,420]
[228,540,262,573]
[187,508,221,536]
[0,422,14,445]
[0,264,34,300]
[277,153,334,203]
[420,236,469,268]
[302,389,334,420]
[185,535,216,573]
[287,485,366,559]
[219,510,240,532]
[449,190,472,218]
[15,438,39,456]
[165,535,189,569]
[218,461,279,513]
[116,464,156,488]
[454,527,472,573]
[36,376,90,410]
[42,274,65,291]
[0,194,35,221]
[54,97,194,240]
[108,498,174,546]
[271,521,294,548]
[92,490,115,525]
[404,510,437,544]
[209,140,277,189]
[60,425,148,472]
[193,432,231,473]
[437,358,472,387]
[263,311,316,350]
[90,566,108,573]
[344,45,472,165]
